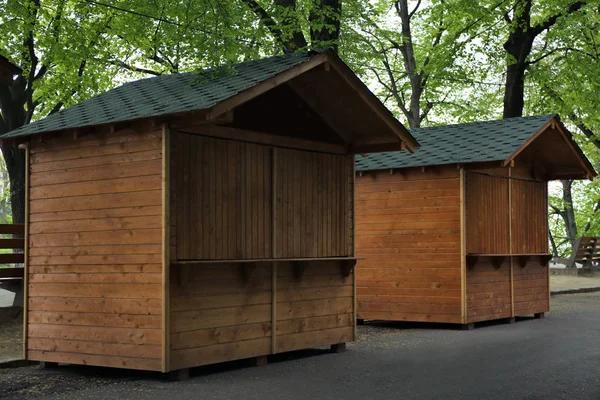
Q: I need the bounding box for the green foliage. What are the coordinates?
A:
[2,0,600,256]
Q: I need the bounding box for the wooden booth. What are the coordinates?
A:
[0,50,419,377]
[355,115,595,329]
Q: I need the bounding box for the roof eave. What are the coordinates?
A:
[206,51,330,120]
[322,51,419,153]
[503,115,597,179]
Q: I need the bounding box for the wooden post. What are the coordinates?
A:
[330,343,346,353]
[461,323,475,331]
[21,142,29,360]
[161,124,171,372]
[271,262,277,354]
[271,148,277,354]
[508,167,514,319]
[459,168,467,324]
[546,184,551,310]
[352,157,357,340]
[253,355,268,367]
[168,368,189,381]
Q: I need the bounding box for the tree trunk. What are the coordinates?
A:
[549,230,559,258]
[561,179,578,249]
[503,58,530,118]
[0,79,28,224]
[309,0,341,51]
[1,148,25,224]
[502,3,535,119]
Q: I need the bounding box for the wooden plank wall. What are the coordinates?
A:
[513,260,549,316]
[275,261,354,353]
[169,263,273,370]
[355,166,463,324]
[174,133,272,260]
[466,261,512,323]
[511,179,548,254]
[169,131,355,371]
[26,129,164,371]
[173,132,353,260]
[465,169,549,322]
[465,171,510,254]
[169,261,353,370]
[274,148,353,258]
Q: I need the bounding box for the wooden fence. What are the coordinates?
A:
[0,224,26,307]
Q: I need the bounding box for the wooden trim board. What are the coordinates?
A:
[459,167,467,324]
[161,125,171,372]
[179,126,346,155]
[271,147,277,354]
[208,53,329,119]
[508,166,514,318]
[352,156,357,339]
[22,143,30,359]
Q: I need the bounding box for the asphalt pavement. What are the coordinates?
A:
[2,293,600,400]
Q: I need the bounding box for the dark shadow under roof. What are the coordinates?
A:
[356,115,557,171]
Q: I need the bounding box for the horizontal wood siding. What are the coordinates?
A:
[173,132,352,260]
[513,260,549,316]
[27,129,163,371]
[169,263,272,370]
[169,261,353,370]
[466,260,512,323]
[276,261,354,352]
[355,167,462,324]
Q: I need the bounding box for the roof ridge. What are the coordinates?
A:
[411,114,556,133]
[356,114,558,171]
[1,51,319,139]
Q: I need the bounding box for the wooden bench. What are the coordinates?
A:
[567,236,600,268]
[0,224,25,307]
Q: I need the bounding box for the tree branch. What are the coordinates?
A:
[409,0,422,19]
[240,0,307,52]
[24,0,42,124]
[101,58,163,76]
[531,1,586,36]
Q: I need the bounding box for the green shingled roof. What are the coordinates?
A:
[2,51,317,139]
[356,115,556,171]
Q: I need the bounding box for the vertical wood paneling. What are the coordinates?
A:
[174,132,352,260]
[511,179,548,254]
[274,148,352,258]
[175,133,272,260]
[465,172,510,254]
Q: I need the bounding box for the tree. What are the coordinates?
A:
[0,0,278,223]
[240,0,342,53]
[501,0,589,118]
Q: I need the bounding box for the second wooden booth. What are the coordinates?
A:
[0,50,419,378]
[355,115,596,329]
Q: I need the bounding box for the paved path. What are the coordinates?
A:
[551,275,600,292]
[3,293,600,399]
[548,262,600,292]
